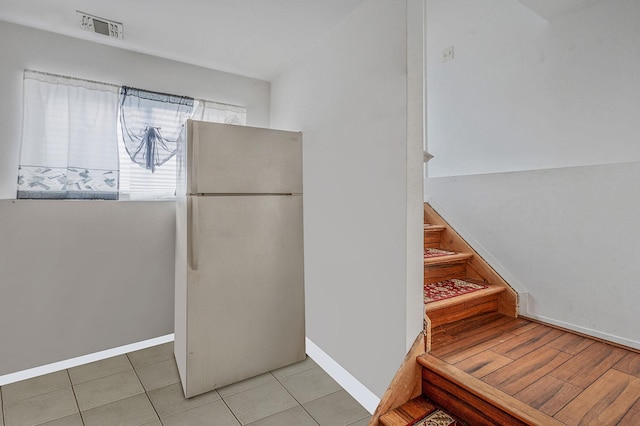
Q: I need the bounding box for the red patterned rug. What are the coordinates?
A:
[408,409,465,426]
[424,279,487,303]
[424,248,456,258]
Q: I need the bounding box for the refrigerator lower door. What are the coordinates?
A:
[176,194,305,398]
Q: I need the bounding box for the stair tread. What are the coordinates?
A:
[379,396,436,426]
[379,395,465,426]
[424,224,446,232]
[425,281,506,313]
[417,354,565,426]
[424,251,473,265]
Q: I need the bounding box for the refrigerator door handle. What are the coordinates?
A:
[189,120,199,195]
[188,197,199,270]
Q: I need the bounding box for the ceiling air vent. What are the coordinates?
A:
[77,11,123,40]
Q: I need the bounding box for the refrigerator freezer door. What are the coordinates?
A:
[187,120,302,195]
[180,194,305,397]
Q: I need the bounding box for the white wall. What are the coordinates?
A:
[0,200,175,374]
[406,0,428,351]
[425,0,640,348]
[271,0,410,397]
[426,161,640,349]
[427,0,640,177]
[0,20,270,375]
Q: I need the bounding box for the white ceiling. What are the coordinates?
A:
[0,0,366,81]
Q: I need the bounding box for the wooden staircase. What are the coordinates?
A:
[379,353,564,426]
[371,203,520,425]
[423,203,517,352]
[373,203,640,425]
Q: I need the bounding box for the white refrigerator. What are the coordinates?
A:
[174,119,305,398]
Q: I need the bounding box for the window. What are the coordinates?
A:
[17,70,247,200]
[118,97,248,200]
[117,86,193,200]
[18,71,120,199]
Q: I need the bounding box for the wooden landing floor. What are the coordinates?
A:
[430,312,640,425]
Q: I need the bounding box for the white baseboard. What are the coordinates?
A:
[306,337,380,414]
[1,334,383,415]
[522,313,640,351]
[0,334,174,386]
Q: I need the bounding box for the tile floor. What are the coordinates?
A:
[0,342,371,426]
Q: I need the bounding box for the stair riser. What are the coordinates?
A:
[418,354,565,426]
[424,262,467,283]
[423,231,442,249]
[422,375,528,426]
[427,295,500,328]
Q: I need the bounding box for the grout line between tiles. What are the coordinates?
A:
[272,363,371,425]
[2,385,76,409]
[271,373,320,426]
[272,369,305,405]
[124,353,138,372]
[346,414,372,426]
[127,354,163,425]
[2,351,368,426]
[301,389,348,426]
[125,345,175,372]
[142,393,163,426]
[219,395,243,426]
[66,369,86,426]
[223,371,298,426]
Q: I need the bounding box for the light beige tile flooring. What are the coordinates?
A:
[0,342,371,426]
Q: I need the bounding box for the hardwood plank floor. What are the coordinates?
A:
[490,327,563,360]
[547,333,594,355]
[429,313,640,425]
[554,370,640,426]
[483,346,572,395]
[614,352,640,377]
[549,342,627,388]
[513,376,582,417]
[619,408,640,425]
[453,350,512,378]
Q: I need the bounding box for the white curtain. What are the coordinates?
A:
[18,71,120,199]
[17,70,248,200]
[192,100,247,125]
[119,87,194,173]
[119,98,247,200]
